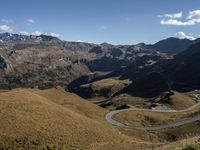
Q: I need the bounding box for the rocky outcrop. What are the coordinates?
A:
[0,56,7,69]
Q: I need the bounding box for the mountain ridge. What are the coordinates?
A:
[0,33,195,54]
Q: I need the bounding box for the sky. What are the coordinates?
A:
[1,0,200,44]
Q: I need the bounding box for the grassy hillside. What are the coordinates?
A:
[113,104,200,127]
[104,91,196,111]
[168,91,196,110]
[33,87,108,122]
[74,78,131,98]
[155,136,200,150]
[0,88,143,149]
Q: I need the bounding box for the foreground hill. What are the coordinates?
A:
[0,88,139,149]
[33,87,108,122]
[1,89,200,149]
[1,88,162,150]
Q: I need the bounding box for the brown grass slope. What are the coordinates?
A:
[74,78,131,99]
[33,87,108,122]
[0,88,141,150]
[168,91,196,110]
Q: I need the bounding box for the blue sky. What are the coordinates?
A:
[1,0,200,44]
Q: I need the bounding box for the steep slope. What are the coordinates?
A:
[162,40,200,90]
[0,88,139,149]
[34,87,108,122]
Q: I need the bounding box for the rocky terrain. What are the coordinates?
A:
[0,32,174,89]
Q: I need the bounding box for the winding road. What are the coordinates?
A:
[105,95,200,131]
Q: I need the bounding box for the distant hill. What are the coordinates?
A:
[121,39,200,95]
[146,37,193,54]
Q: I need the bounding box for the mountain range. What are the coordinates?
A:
[0,32,199,96]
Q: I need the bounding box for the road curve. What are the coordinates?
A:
[105,95,200,131]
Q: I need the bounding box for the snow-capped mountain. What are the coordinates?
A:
[0,32,60,43]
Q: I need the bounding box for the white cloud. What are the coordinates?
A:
[49,32,60,37]
[1,19,13,23]
[187,10,200,19]
[161,19,195,26]
[175,31,195,40]
[0,25,14,32]
[99,25,107,30]
[160,10,200,26]
[27,19,35,24]
[163,12,183,19]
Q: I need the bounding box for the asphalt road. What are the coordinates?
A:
[105,95,200,131]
